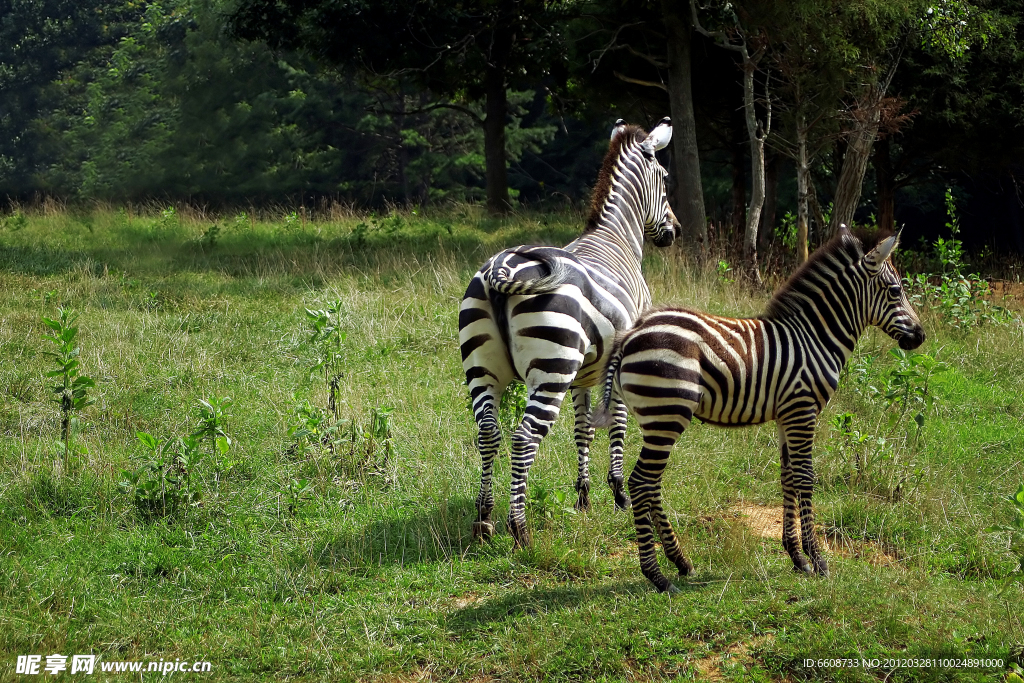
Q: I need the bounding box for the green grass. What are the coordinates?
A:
[1,206,1023,681]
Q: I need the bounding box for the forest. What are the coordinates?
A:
[4,0,1024,258]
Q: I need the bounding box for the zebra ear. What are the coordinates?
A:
[863,234,900,273]
[645,117,672,152]
[611,118,627,141]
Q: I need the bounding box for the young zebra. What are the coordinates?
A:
[460,119,679,547]
[594,227,925,592]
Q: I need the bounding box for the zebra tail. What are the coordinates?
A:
[484,256,570,295]
[591,331,627,429]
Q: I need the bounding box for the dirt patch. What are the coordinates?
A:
[369,669,493,683]
[730,504,900,566]
[369,667,433,683]
[732,504,784,540]
[691,636,774,681]
[821,530,899,567]
[449,592,483,610]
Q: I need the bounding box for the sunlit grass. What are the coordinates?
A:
[1,205,1022,681]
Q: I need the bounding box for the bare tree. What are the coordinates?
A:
[827,49,905,236]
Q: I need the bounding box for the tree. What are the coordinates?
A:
[570,0,709,245]
[691,0,771,282]
[661,1,708,245]
[0,0,139,199]
[228,0,573,214]
[870,0,1022,234]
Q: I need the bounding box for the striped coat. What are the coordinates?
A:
[594,228,925,592]
[459,119,678,546]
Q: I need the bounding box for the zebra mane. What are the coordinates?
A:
[762,227,892,319]
[584,124,648,233]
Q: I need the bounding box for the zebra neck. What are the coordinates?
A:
[772,292,866,369]
[571,223,644,264]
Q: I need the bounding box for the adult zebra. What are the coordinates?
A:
[460,118,678,547]
[594,227,925,592]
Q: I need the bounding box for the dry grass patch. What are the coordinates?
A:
[691,636,776,682]
[729,504,900,567]
[449,592,483,610]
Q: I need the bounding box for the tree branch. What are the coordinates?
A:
[590,22,645,72]
[690,0,744,54]
[625,44,668,69]
[613,70,668,92]
[370,101,484,126]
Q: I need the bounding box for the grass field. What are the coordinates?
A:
[1,206,1023,682]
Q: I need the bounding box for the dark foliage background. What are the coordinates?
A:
[1,0,1023,252]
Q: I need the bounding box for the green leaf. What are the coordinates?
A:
[914,413,925,428]
[137,432,159,450]
[1012,484,1024,505]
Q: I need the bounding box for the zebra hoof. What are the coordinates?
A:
[508,519,532,548]
[794,562,814,575]
[574,492,591,512]
[664,583,682,596]
[614,494,631,511]
[813,557,829,577]
[472,520,495,541]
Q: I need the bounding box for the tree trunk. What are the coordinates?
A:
[730,104,746,243]
[662,0,707,246]
[874,135,895,233]
[758,150,778,253]
[742,61,765,284]
[397,97,409,205]
[796,115,810,263]
[829,86,882,235]
[483,24,512,215]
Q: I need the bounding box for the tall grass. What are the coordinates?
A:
[1,205,1022,681]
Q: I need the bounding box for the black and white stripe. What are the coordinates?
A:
[594,227,926,592]
[460,119,678,546]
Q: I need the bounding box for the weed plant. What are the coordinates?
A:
[40,308,96,462]
[905,187,1016,328]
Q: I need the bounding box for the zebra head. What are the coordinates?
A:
[858,230,926,350]
[639,117,678,248]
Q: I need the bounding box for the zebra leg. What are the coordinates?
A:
[570,387,594,511]
[778,413,821,574]
[651,487,693,578]
[471,393,503,541]
[789,416,829,576]
[646,410,694,579]
[507,386,568,547]
[606,398,631,510]
[628,442,680,593]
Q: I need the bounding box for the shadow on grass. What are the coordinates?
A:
[310,494,484,570]
[448,581,652,629]
[446,573,721,633]
[0,220,582,280]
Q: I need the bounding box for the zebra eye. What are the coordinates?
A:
[887,285,902,300]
